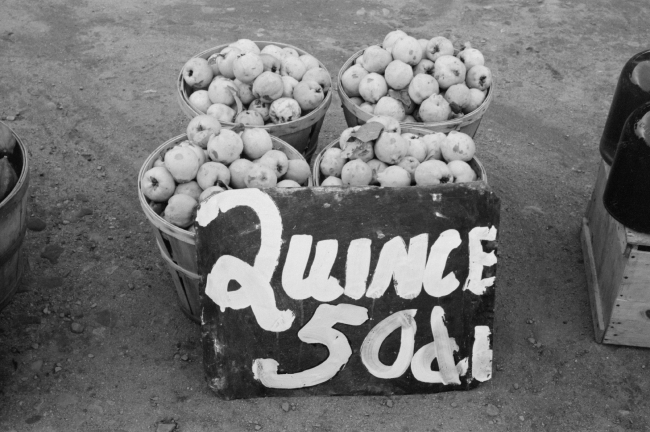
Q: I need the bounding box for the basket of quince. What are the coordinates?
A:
[177,39,333,160]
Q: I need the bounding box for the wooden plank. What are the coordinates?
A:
[603,298,650,347]
[619,247,650,302]
[196,184,500,399]
[580,218,606,342]
[587,161,628,328]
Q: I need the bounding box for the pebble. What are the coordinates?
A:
[386,400,393,408]
[87,403,104,414]
[88,354,95,359]
[75,208,93,219]
[619,410,630,416]
[527,337,536,344]
[281,402,290,412]
[156,422,176,432]
[54,366,62,373]
[513,383,520,389]
[70,322,85,333]
[485,404,500,416]
[181,354,189,361]
[255,426,262,431]
[356,8,365,15]
[27,217,47,231]
[40,244,64,264]
[519,416,525,421]
[30,360,43,372]
[55,393,78,407]
[451,402,458,408]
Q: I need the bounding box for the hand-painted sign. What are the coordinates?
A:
[196,183,500,400]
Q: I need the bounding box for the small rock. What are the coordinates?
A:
[40,244,64,264]
[451,402,458,408]
[87,403,104,414]
[527,337,536,344]
[75,193,89,202]
[356,8,366,15]
[519,416,525,421]
[76,208,93,219]
[281,402,290,412]
[386,400,393,408]
[27,217,47,231]
[31,343,39,349]
[30,359,43,372]
[513,383,519,389]
[156,422,176,432]
[619,410,631,416]
[54,366,62,373]
[24,415,41,425]
[88,354,95,359]
[181,354,189,361]
[255,425,262,431]
[70,322,84,334]
[382,8,390,16]
[485,404,500,416]
[55,393,78,407]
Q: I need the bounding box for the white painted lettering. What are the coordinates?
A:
[411,306,464,384]
[463,226,498,295]
[282,236,344,302]
[199,189,294,332]
[366,235,428,300]
[423,229,461,298]
[344,238,372,300]
[360,309,417,379]
[471,326,492,382]
[252,303,368,388]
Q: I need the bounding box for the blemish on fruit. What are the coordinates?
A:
[175,153,184,160]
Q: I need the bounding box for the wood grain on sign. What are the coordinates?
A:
[196,183,500,400]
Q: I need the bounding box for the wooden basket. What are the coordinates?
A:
[311,126,488,186]
[177,41,332,160]
[337,48,495,138]
[138,133,312,323]
[0,122,29,312]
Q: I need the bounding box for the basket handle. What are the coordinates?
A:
[155,237,201,280]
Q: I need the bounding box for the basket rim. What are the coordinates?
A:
[0,121,29,210]
[311,126,488,187]
[336,46,495,128]
[138,132,311,243]
[177,40,333,130]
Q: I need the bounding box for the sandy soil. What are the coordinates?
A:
[1,0,650,431]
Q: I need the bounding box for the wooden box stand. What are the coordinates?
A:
[581,160,650,347]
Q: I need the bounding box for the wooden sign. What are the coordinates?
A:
[196,183,500,400]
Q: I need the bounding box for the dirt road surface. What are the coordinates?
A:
[1,0,650,431]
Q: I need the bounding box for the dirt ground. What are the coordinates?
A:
[1,0,650,431]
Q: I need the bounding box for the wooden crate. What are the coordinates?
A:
[581,160,650,347]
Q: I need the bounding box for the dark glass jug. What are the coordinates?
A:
[599,49,650,165]
[603,102,650,233]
